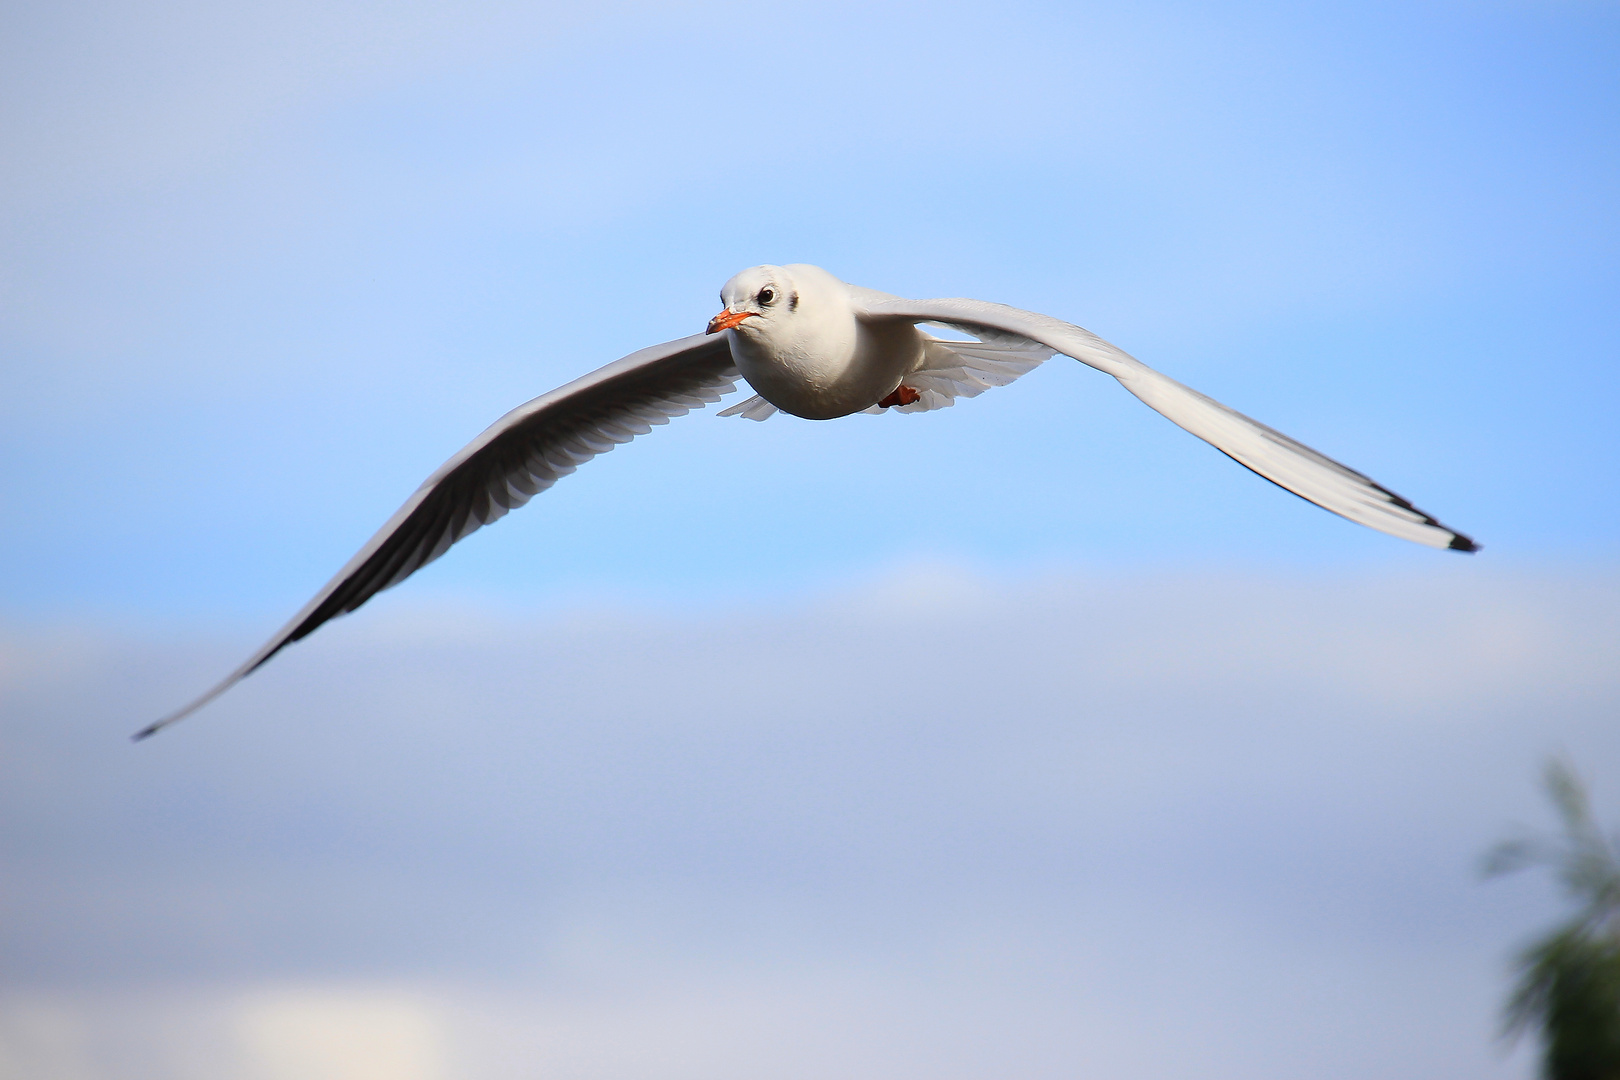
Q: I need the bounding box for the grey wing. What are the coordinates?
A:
[855,296,1477,552]
[135,333,739,739]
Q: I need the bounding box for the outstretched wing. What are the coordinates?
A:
[855,296,1477,553]
[136,333,738,739]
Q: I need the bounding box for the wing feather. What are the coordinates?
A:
[135,333,737,739]
[888,335,1054,413]
[856,296,1476,552]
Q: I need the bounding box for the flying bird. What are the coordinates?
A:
[135,263,1476,739]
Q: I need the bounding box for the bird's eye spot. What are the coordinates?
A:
[758,287,775,305]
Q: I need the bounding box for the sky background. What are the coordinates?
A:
[1,0,1617,1077]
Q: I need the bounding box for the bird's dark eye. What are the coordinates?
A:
[758,287,775,305]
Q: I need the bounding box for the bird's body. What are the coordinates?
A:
[135,264,1477,739]
[719,263,921,419]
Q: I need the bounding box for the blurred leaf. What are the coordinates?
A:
[1490,759,1620,1080]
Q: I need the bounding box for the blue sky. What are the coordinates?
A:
[1,0,1615,619]
[2,1,1617,1077]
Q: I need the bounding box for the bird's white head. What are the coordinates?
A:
[707,264,798,336]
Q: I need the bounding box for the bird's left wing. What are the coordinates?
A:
[135,333,738,739]
[855,296,1476,552]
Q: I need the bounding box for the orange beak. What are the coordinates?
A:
[706,309,756,335]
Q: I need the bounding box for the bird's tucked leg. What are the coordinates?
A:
[878,385,920,408]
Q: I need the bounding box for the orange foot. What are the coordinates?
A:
[878,385,920,408]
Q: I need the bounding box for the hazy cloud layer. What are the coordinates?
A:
[2,566,1614,1077]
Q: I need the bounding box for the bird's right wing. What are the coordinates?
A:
[856,296,1477,552]
[136,332,739,739]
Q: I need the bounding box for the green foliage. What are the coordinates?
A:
[1486,760,1620,1080]
[1505,929,1620,1080]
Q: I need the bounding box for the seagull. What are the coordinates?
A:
[134,263,1476,739]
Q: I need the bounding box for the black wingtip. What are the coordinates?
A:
[1449,533,1481,553]
[131,722,162,742]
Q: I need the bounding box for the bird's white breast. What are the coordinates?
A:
[728,265,923,421]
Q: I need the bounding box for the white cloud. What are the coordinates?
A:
[233,987,447,1080]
